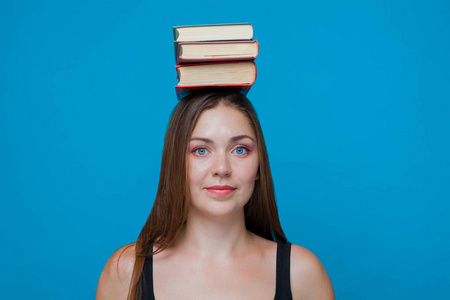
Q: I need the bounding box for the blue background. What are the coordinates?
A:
[1,0,449,299]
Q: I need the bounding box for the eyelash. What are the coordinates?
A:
[192,147,209,156]
[232,146,250,155]
[191,146,250,157]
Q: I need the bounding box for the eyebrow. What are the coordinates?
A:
[190,135,255,144]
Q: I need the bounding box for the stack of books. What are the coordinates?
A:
[173,23,259,100]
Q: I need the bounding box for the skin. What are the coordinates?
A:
[96,104,335,300]
[187,103,260,223]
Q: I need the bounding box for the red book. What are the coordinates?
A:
[175,61,257,100]
[175,40,259,64]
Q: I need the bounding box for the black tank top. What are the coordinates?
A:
[140,242,293,300]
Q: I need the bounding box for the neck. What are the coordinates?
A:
[175,209,252,258]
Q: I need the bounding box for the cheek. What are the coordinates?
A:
[188,158,210,185]
[235,159,259,182]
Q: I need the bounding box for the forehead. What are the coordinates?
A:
[191,104,255,138]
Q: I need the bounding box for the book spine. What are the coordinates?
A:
[173,27,179,41]
[174,41,180,64]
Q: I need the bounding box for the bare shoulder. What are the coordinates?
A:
[95,243,136,300]
[290,244,335,300]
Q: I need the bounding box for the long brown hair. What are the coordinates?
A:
[127,90,287,299]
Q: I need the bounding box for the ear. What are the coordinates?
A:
[255,167,259,180]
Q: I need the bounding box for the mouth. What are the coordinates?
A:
[205,185,236,197]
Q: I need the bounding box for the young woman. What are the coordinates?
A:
[96,90,334,300]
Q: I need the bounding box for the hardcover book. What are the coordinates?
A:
[175,61,257,100]
[175,40,259,64]
[173,23,254,42]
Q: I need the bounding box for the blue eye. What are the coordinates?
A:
[234,147,247,155]
[194,148,208,156]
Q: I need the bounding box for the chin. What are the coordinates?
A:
[189,200,248,220]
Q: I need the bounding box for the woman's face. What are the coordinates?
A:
[187,103,259,219]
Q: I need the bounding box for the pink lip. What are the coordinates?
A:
[205,185,236,197]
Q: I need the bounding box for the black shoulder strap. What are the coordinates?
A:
[140,245,156,300]
[141,243,292,300]
[274,242,293,300]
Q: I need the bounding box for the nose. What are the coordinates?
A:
[212,152,232,177]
